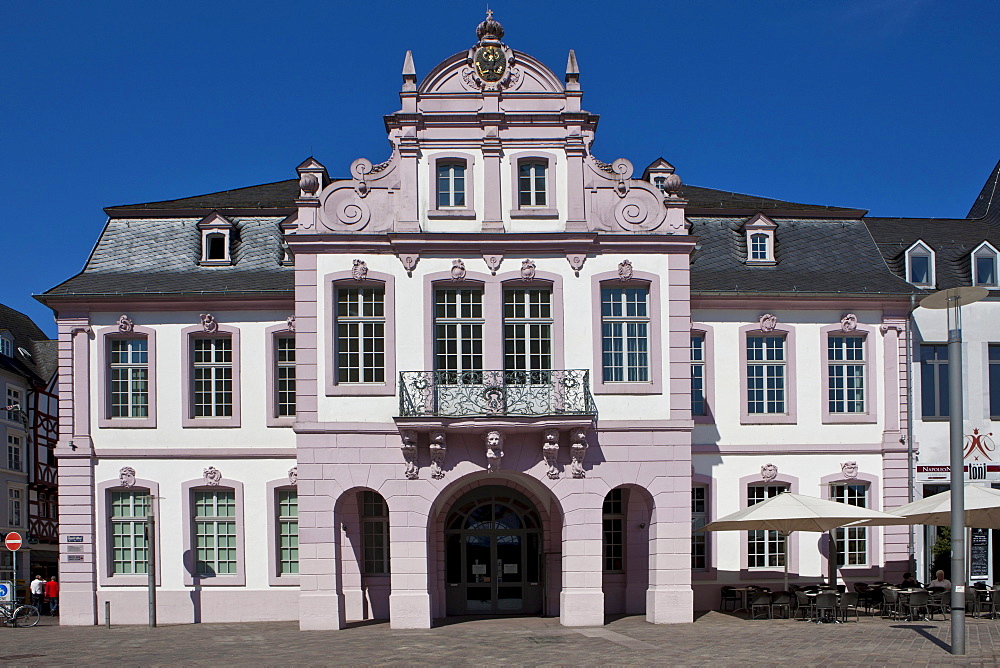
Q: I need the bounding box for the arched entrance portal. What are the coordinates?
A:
[445,486,543,616]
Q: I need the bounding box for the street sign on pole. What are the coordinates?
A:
[4,532,22,551]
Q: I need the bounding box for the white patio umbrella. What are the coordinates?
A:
[699,491,906,592]
[854,483,1000,529]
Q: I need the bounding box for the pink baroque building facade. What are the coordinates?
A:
[40,15,928,628]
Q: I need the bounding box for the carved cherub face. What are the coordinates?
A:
[486,430,502,449]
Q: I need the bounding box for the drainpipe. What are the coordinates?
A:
[905,293,917,577]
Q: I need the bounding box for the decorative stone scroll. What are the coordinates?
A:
[841,461,859,479]
[429,430,447,480]
[542,429,560,479]
[758,314,777,333]
[288,467,298,485]
[401,431,419,480]
[566,254,587,274]
[484,430,504,473]
[451,259,467,281]
[840,314,858,332]
[520,259,536,281]
[761,463,778,482]
[570,428,588,478]
[352,259,369,281]
[200,314,219,333]
[399,253,419,276]
[484,254,503,275]
[618,259,633,281]
[119,466,136,488]
[117,315,134,333]
[203,466,223,486]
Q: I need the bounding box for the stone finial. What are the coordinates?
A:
[565,49,580,85]
[429,430,447,480]
[299,173,319,195]
[542,429,560,480]
[476,9,504,42]
[484,430,504,473]
[841,314,858,332]
[570,428,588,478]
[401,431,419,480]
[759,314,777,333]
[761,463,778,482]
[841,461,859,479]
[117,315,134,333]
[119,466,136,488]
[203,466,223,486]
[402,50,417,91]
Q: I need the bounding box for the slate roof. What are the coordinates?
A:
[690,217,916,296]
[104,180,300,215]
[41,217,292,300]
[967,158,1000,224]
[865,216,1000,290]
[679,185,864,217]
[0,303,57,383]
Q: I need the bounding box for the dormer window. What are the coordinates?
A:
[743,213,777,266]
[905,241,934,287]
[197,212,236,266]
[972,242,999,288]
[653,177,666,195]
[0,332,12,358]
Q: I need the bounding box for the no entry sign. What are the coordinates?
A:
[4,532,22,551]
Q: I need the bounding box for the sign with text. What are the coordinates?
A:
[65,536,84,543]
[917,464,1000,482]
[970,528,989,579]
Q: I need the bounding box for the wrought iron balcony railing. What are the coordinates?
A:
[398,369,598,418]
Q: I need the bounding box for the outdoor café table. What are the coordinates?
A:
[731,587,755,614]
[804,590,840,623]
[976,588,999,618]
[893,588,927,621]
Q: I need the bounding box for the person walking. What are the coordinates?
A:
[44,576,59,616]
[29,575,45,610]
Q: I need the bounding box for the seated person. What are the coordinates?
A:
[929,570,952,591]
[899,572,921,588]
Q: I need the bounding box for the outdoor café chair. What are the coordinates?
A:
[719,586,739,612]
[977,588,998,619]
[749,591,773,620]
[904,590,930,621]
[926,589,948,620]
[881,588,902,620]
[795,591,814,621]
[965,589,981,618]
[838,591,861,622]
[770,591,793,619]
[813,592,839,623]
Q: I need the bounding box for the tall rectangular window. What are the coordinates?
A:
[193,489,237,576]
[192,337,233,418]
[8,488,22,527]
[336,287,385,384]
[276,336,296,416]
[603,488,625,572]
[692,486,708,570]
[990,344,1000,419]
[503,288,552,376]
[747,485,786,567]
[110,490,149,574]
[518,162,547,207]
[110,338,149,418]
[361,491,389,575]
[277,489,299,575]
[828,336,865,413]
[691,334,706,416]
[920,344,949,419]
[747,336,785,414]
[6,435,21,472]
[831,484,867,566]
[601,287,649,383]
[437,163,466,208]
[435,288,483,382]
[6,388,21,421]
[0,336,11,358]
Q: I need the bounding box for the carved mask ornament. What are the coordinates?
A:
[203,466,223,486]
[117,315,134,333]
[761,463,778,482]
[759,314,777,333]
[520,259,536,281]
[352,259,369,281]
[288,467,298,485]
[841,461,859,479]
[451,259,467,281]
[200,314,219,333]
[119,466,137,488]
[841,314,858,332]
[618,259,634,281]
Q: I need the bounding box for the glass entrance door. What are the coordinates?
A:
[445,487,543,616]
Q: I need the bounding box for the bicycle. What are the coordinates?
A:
[0,601,41,628]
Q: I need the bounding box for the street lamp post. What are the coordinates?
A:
[920,286,988,656]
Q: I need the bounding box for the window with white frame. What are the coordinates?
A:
[603,488,625,572]
[6,435,21,472]
[110,490,149,574]
[750,233,770,261]
[361,491,389,575]
[831,483,868,566]
[275,336,296,416]
[109,337,149,418]
[0,334,11,358]
[434,288,484,383]
[6,387,21,421]
[518,161,547,207]
[436,162,466,208]
[746,335,786,414]
[743,214,777,265]
[503,288,552,378]
[692,486,708,570]
[747,485,787,567]
[691,334,706,417]
[336,286,385,384]
[601,287,650,383]
[276,488,298,575]
[906,242,934,286]
[192,337,233,418]
[920,343,949,419]
[653,176,667,195]
[973,243,999,287]
[828,335,865,414]
[990,344,1000,419]
[193,488,237,576]
[8,487,22,527]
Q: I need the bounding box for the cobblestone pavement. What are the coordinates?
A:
[2,612,1000,666]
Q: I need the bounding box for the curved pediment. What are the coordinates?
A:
[418,49,564,95]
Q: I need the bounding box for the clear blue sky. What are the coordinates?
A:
[3,0,998,337]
